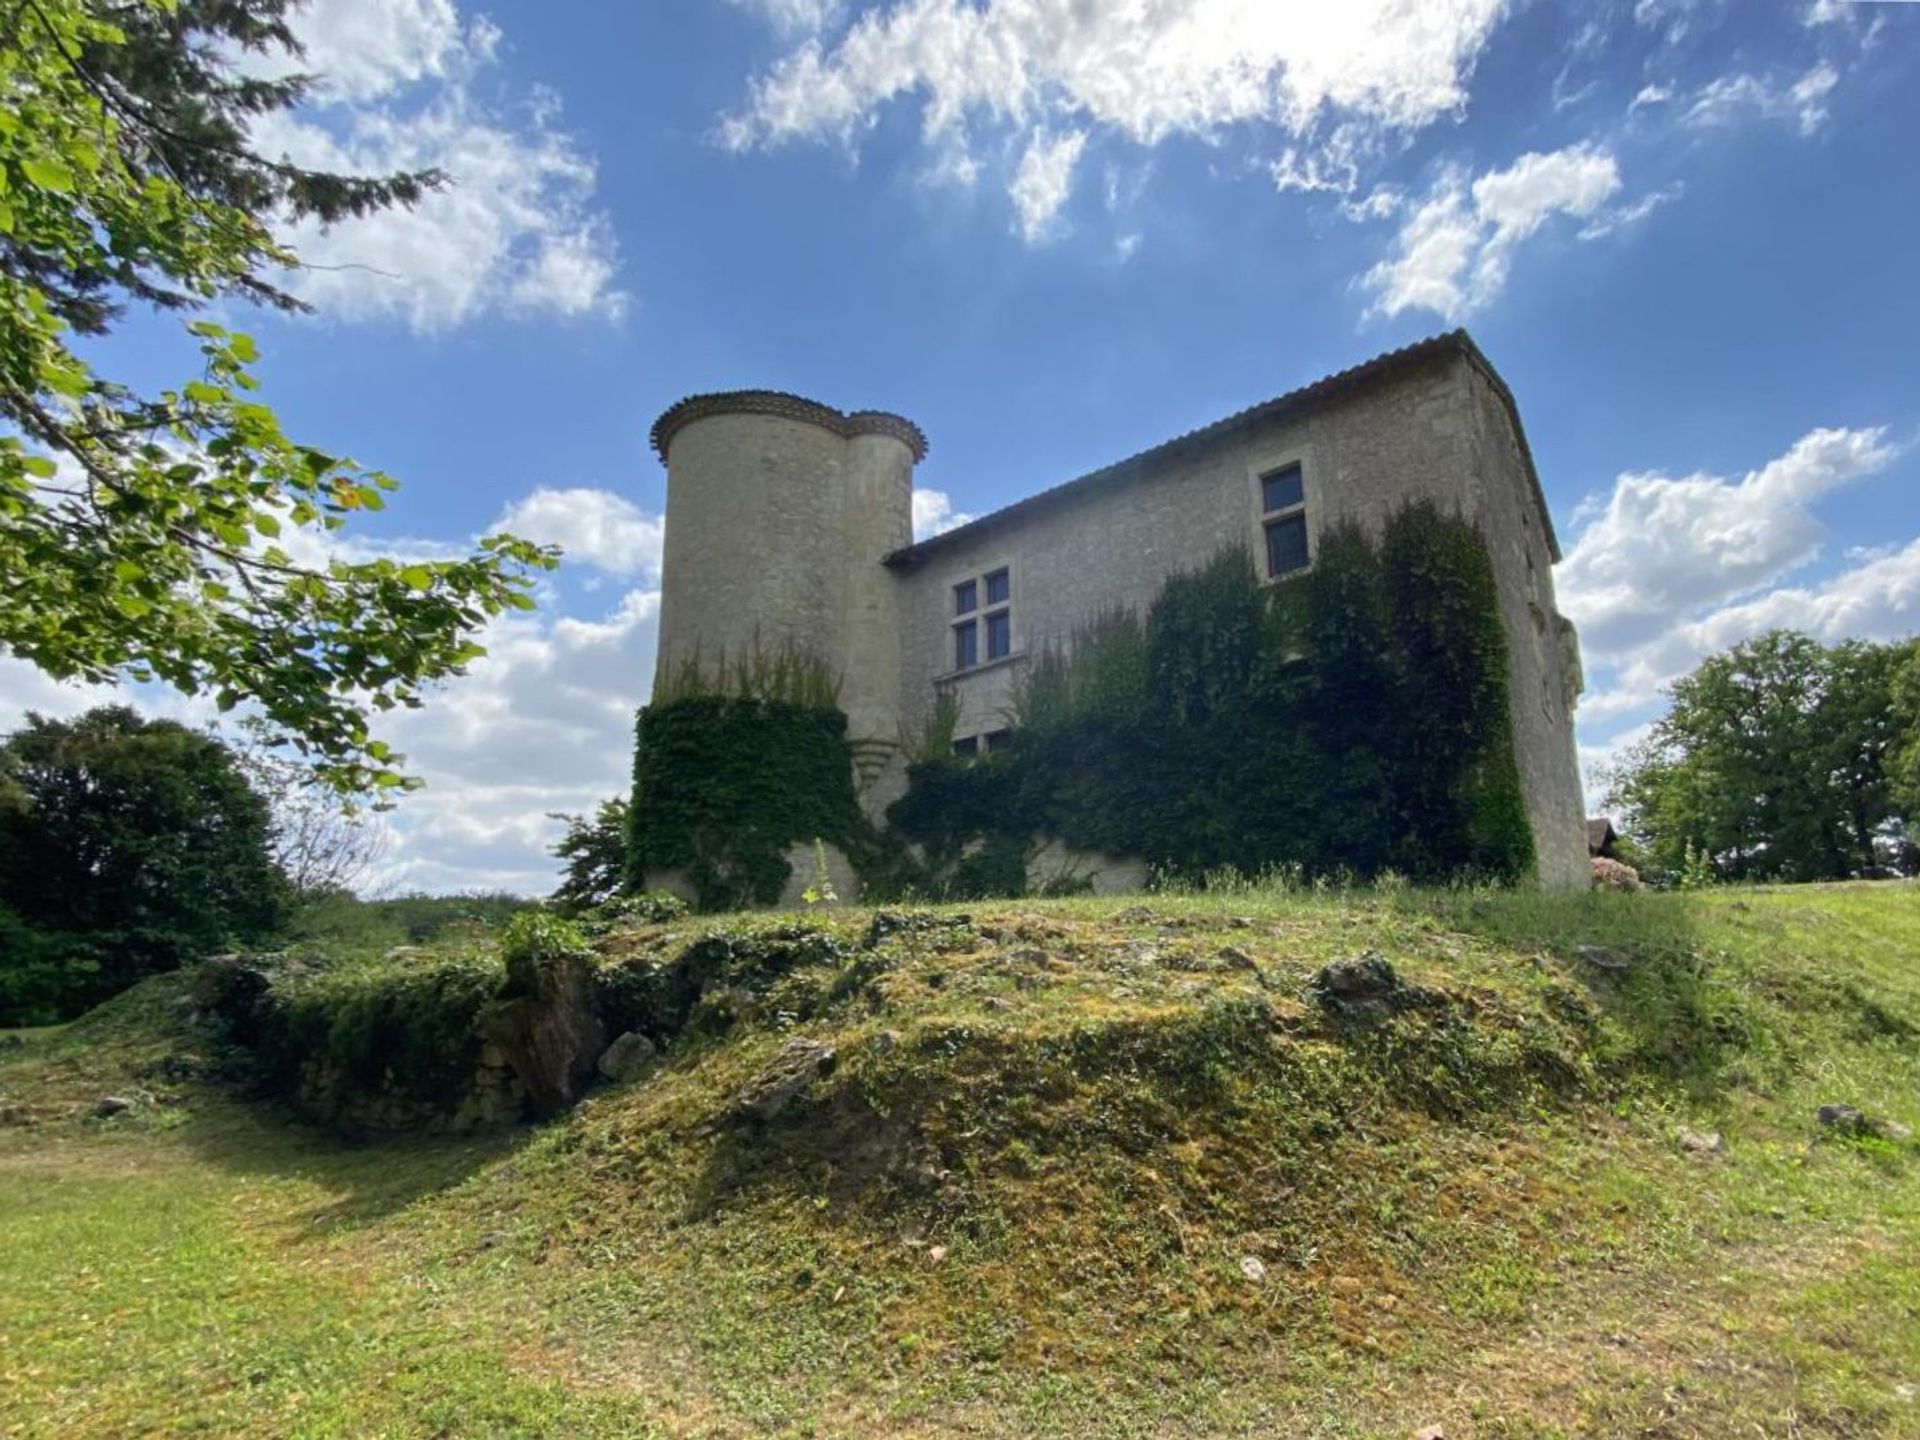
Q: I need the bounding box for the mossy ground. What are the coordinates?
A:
[3,883,1917,1437]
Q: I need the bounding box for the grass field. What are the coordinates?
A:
[2,882,1917,1437]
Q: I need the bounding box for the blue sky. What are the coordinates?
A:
[6,0,1917,892]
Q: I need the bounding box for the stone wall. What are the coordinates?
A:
[647,344,1590,897]
[889,348,1588,887]
[654,404,917,755]
[1459,363,1591,890]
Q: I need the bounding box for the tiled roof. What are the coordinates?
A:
[883,330,1559,567]
[651,390,928,464]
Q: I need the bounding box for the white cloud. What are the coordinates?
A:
[281,0,469,103]
[1560,426,1898,660]
[1009,128,1087,241]
[0,657,128,736]
[367,585,660,893]
[1578,181,1683,239]
[912,488,974,539]
[1361,143,1622,320]
[1628,83,1672,113]
[721,0,1513,234]
[726,0,843,33]
[1683,62,1839,136]
[1578,538,1920,726]
[248,0,624,331]
[1560,426,1905,726]
[493,489,665,580]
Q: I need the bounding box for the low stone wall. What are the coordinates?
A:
[292,1049,526,1135]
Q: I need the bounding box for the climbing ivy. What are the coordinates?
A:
[626,696,887,911]
[891,503,1534,893]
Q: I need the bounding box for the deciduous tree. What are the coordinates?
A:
[1,0,555,797]
[0,705,284,1019]
[1606,631,1913,882]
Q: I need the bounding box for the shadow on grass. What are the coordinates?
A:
[170,1094,533,1229]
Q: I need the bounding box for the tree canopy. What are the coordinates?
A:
[1605,630,1917,882]
[0,704,285,1021]
[1,0,555,797]
[548,796,629,911]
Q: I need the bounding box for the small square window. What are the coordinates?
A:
[952,735,980,758]
[985,568,1010,606]
[1261,465,1304,514]
[983,728,1013,754]
[985,610,1011,660]
[1265,513,1309,578]
[954,620,978,670]
[954,580,977,616]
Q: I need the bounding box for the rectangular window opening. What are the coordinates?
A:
[954,579,978,616]
[954,619,978,670]
[952,735,979,758]
[983,728,1014,754]
[1261,464,1304,514]
[985,568,1010,606]
[1265,512,1309,578]
[985,610,1011,660]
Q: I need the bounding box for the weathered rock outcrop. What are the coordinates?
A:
[479,953,606,1117]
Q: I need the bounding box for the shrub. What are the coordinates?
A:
[595,892,690,925]
[1591,856,1643,892]
[498,911,592,993]
[0,904,98,1027]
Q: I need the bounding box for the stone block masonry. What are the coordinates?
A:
[644,331,1589,896]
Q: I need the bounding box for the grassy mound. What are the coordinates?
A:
[3,883,1918,1436]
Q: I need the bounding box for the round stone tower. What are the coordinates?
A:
[648,392,927,806]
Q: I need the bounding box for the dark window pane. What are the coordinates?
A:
[985,568,1010,605]
[1261,465,1304,514]
[1266,513,1309,577]
[983,728,1013,753]
[954,580,977,615]
[954,620,978,670]
[985,610,1011,659]
[952,735,979,758]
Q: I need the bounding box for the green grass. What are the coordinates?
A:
[3,882,1918,1437]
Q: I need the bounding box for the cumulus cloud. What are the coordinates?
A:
[248,0,624,330]
[912,488,975,539]
[282,0,470,103]
[720,0,1512,238]
[1683,62,1839,136]
[367,586,660,893]
[1361,143,1623,320]
[1559,425,1905,724]
[493,488,666,580]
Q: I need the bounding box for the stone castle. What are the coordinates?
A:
[648,330,1589,892]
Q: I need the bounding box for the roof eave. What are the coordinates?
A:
[884,330,1562,569]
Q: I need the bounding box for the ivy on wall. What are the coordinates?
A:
[890,502,1535,892]
[625,695,878,911]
